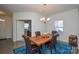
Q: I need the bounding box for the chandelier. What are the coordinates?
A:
[40,4,50,23]
[40,17,50,23]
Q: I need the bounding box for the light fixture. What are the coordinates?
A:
[0,11,7,15]
[0,18,5,22]
[40,17,50,23]
[40,4,50,23]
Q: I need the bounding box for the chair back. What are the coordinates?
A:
[22,35,31,53]
[35,31,41,37]
[50,31,59,48]
[52,30,59,37]
[27,31,31,37]
[52,30,59,41]
[69,35,78,47]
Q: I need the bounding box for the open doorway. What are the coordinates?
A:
[24,20,31,37]
[16,20,32,41]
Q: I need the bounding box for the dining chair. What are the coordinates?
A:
[69,35,78,53]
[22,35,40,54]
[27,30,31,37]
[69,35,78,47]
[35,31,41,37]
[48,30,59,53]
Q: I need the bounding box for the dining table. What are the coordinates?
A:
[29,34,52,53]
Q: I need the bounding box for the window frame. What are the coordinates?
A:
[54,20,64,32]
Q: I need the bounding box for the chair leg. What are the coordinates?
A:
[13,50,15,54]
[26,50,28,54]
[53,45,56,52]
[50,49,52,54]
[39,49,41,54]
[26,48,28,54]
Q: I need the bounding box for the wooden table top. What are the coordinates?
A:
[30,34,52,46]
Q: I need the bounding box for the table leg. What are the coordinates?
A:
[40,44,46,54]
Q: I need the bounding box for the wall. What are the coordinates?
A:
[77,8,79,49]
[47,9,79,47]
[0,16,12,39]
[13,12,46,41]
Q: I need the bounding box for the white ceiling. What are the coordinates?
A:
[0,4,79,15]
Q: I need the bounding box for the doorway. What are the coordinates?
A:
[16,20,32,41]
[24,20,31,37]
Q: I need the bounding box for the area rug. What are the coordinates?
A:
[13,40,72,54]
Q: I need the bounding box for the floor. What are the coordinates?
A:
[0,39,79,54]
[0,39,25,54]
[0,39,13,54]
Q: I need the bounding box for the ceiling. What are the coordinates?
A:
[0,4,79,16]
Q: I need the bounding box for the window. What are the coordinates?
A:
[54,20,64,33]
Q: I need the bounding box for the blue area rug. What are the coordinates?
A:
[13,40,72,54]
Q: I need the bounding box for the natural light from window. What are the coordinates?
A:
[54,20,64,32]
